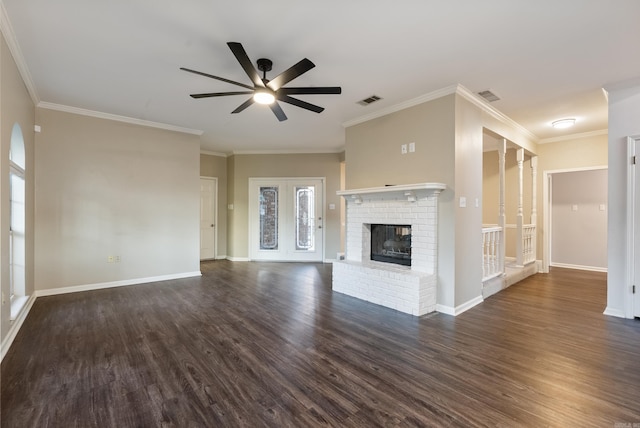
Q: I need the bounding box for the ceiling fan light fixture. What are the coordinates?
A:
[253,90,275,105]
[551,118,576,129]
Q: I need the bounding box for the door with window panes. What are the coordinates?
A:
[249,178,324,261]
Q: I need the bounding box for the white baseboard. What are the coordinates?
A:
[550,262,607,273]
[603,306,627,318]
[1,294,37,362]
[227,257,250,262]
[36,271,202,297]
[436,295,484,316]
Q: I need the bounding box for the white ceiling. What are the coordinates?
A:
[3,0,639,154]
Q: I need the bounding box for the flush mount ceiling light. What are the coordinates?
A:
[253,89,275,105]
[551,118,576,129]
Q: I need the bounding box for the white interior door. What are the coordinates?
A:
[249,178,324,262]
[200,178,216,260]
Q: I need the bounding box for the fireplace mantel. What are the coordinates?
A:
[333,182,445,316]
[337,182,446,203]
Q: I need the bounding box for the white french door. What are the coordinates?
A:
[249,178,324,262]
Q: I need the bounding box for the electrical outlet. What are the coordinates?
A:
[401,144,407,154]
[115,255,121,263]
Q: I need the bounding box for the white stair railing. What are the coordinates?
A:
[482,226,504,281]
[522,224,536,266]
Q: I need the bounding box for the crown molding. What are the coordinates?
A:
[200,150,228,157]
[454,84,538,142]
[0,1,40,104]
[231,148,344,155]
[342,83,538,143]
[342,85,459,128]
[538,129,607,144]
[38,102,204,136]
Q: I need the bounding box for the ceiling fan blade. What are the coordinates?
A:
[269,102,288,121]
[266,58,315,91]
[190,91,254,99]
[277,94,324,113]
[231,98,255,114]
[227,42,264,88]
[180,67,254,90]
[278,87,342,95]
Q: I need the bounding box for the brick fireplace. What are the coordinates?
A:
[332,183,446,316]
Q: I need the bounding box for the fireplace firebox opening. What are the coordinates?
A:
[370,224,412,266]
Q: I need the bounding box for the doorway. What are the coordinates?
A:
[200,177,217,260]
[543,166,607,273]
[249,178,324,262]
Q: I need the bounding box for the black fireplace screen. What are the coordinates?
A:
[370,224,412,266]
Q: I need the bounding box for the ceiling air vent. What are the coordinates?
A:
[357,95,382,106]
[477,90,500,102]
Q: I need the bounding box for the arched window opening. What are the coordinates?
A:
[9,123,26,319]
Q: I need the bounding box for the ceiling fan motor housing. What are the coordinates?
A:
[257,58,273,73]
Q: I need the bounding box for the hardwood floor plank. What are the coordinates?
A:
[2,263,640,427]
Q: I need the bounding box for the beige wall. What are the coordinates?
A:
[200,153,228,258]
[1,33,36,343]
[34,108,201,291]
[551,169,607,269]
[345,95,456,189]
[227,153,342,260]
[452,95,485,307]
[536,133,607,261]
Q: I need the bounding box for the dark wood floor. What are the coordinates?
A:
[2,263,639,427]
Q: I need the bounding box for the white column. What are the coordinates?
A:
[498,139,506,273]
[531,156,537,224]
[516,148,524,267]
[531,156,538,264]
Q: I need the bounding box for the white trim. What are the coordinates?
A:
[538,129,607,144]
[35,271,202,297]
[343,85,458,128]
[1,294,36,362]
[627,136,640,319]
[231,148,343,155]
[343,84,538,142]
[550,262,607,273]
[0,2,40,104]
[200,150,228,157]
[227,257,250,262]
[603,306,626,318]
[436,295,484,316]
[38,102,204,136]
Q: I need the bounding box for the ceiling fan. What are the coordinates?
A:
[181,42,342,121]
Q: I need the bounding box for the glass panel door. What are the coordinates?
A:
[295,186,315,251]
[250,178,323,261]
[259,186,279,250]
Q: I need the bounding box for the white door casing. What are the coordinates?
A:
[200,177,217,260]
[628,137,640,318]
[249,178,324,262]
